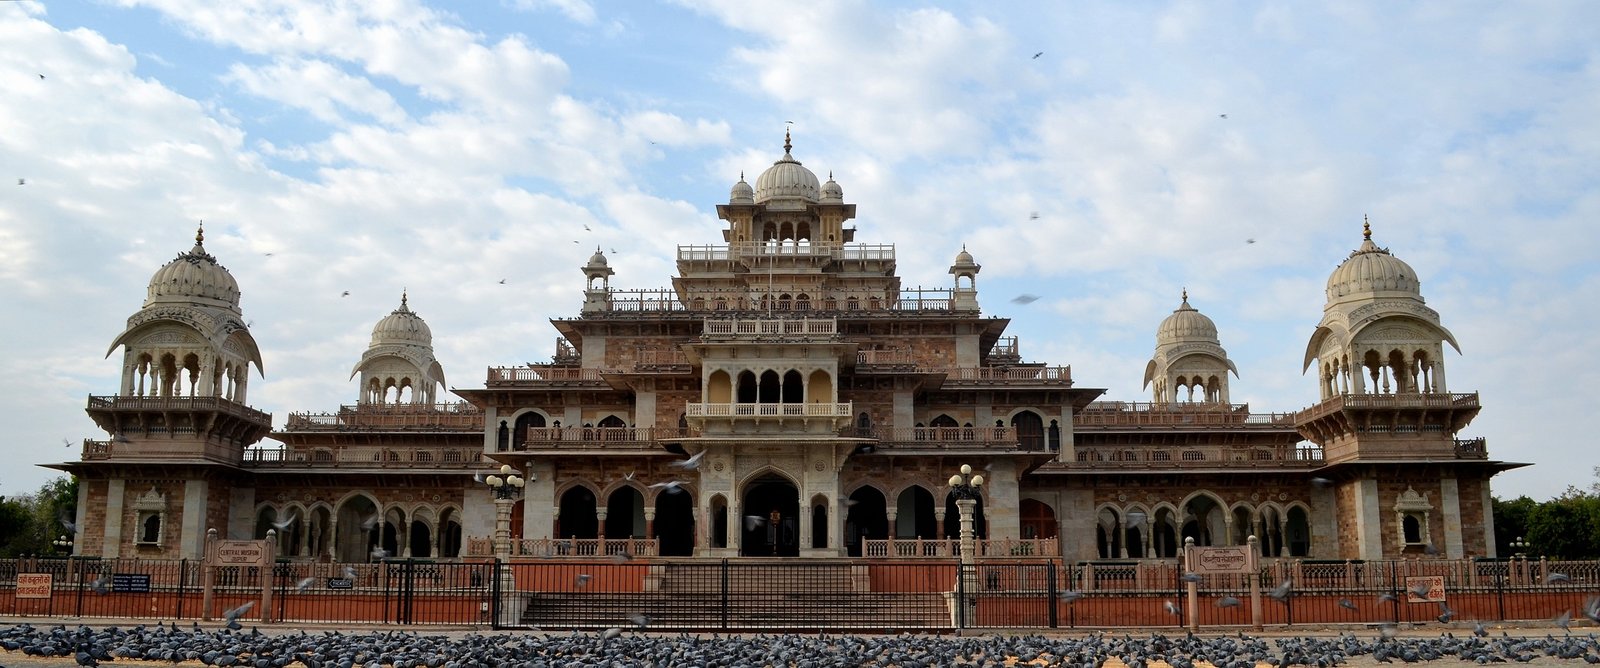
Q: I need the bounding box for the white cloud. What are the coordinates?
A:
[512,0,598,25]
[225,58,409,126]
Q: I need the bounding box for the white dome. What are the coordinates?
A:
[1326,225,1420,301]
[730,175,754,204]
[820,174,843,203]
[1156,292,1219,344]
[586,247,609,267]
[370,294,433,346]
[754,132,820,204]
[145,227,242,312]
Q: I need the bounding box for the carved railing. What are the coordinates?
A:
[283,403,483,431]
[854,349,918,366]
[861,538,1057,559]
[514,427,696,450]
[240,445,483,468]
[1296,392,1481,423]
[465,537,660,558]
[1454,437,1487,459]
[593,288,961,314]
[86,395,271,424]
[634,349,691,368]
[80,438,236,461]
[936,366,1072,386]
[1076,402,1296,428]
[862,427,1022,449]
[676,243,896,262]
[702,317,837,339]
[486,366,610,385]
[686,402,854,418]
[1071,444,1325,467]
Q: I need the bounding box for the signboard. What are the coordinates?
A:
[112,573,151,593]
[214,540,267,565]
[326,578,353,590]
[1186,545,1257,575]
[1405,576,1447,603]
[16,573,53,599]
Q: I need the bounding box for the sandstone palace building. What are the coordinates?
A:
[54,135,1520,567]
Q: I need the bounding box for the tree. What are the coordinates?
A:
[0,476,77,558]
[1523,487,1600,560]
[1492,495,1538,556]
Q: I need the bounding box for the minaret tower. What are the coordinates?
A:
[948,246,981,312]
[1144,290,1237,403]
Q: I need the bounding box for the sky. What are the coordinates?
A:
[1,1,1596,501]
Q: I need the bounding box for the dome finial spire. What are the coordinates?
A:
[1363,214,1372,241]
[195,221,205,246]
[784,127,792,154]
[1182,287,1188,304]
[401,288,408,310]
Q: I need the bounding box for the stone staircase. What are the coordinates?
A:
[518,560,950,631]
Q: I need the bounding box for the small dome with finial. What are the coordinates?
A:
[1325,216,1421,301]
[369,291,433,346]
[754,129,821,203]
[1156,289,1220,344]
[586,246,609,268]
[145,223,243,312]
[730,172,754,204]
[820,171,843,203]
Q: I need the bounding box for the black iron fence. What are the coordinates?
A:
[1,557,1594,632]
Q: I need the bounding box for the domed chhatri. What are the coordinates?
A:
[368,291,433,347]
[1155,289,1219,344]
[144,224,242,312]
[1325,216,1421,302]
[586,246,609,268]
[729,172,754,205]
[820,171,844,204]
[753,129,821,204]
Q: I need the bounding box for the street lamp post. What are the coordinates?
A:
[1510,536,1527,559]
[52,535,73,555]
[484,464,527,627]
[947,464,985,563]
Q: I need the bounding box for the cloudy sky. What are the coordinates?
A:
[2,1,1595,500]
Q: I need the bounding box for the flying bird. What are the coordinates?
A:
[342,565,359,580]
[62,438,72,448]
[1058,590,1082,603]
[1179,572,1202,584]
[583,224,591,231]
[370,547,390,560]
[1029,211,1040,220]
[1338,598,1358,611]
[1556,609,1573,631]
[622,471,636,481]
[744,515,767,531]
[341,291,350,297]
[1246,238,1256,244]
[17,178,24,185]
[1032,52,1043,59]
[294,577,316,593]
[223,601,254,631]
[1163,600,1180,616]
[1268,579,1292,602]
[1219,114,1228,119]
[669,450,706,470]
[1473,620,1489,637]
[270,513,296,532]
[360,514,380,531]
[574,573,592,588]
[91,573,110,595]
[1215,596,1241,608]
[39,74,45,80]
[1011,294,1041,304]
[630,612,652,629]
[1545,571,1571,584]
[1311,477,1333,488]
[498,278,507,284]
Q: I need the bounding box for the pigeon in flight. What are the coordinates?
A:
[1032,52,1043,59]
[1215,596,1241,608]
[271,514,296,532]
[341,291,350,297]
[1011,294,1041,304]
[499,278,507,284]
[1268,579,1292,602]
[1219,114,1228,119]
[669,450,706,469]
[223,601,254,631]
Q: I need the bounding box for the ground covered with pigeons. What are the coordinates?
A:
[2,623,1599,668]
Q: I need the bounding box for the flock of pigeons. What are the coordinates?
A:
[3,623,1600,668]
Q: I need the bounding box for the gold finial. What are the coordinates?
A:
[1182,287,1188,304]
[784,128,792,154]
[196,221,204,245]
[1363,214,1372,241]
[401,288,408,309]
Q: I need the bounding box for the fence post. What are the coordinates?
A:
[73,556,86,618]
[1046,560,1058,629]
[1495,560,1506,621]
[719,559,729,630]
[489,558,502,631]
[957,562,967,629]
[1388,560,1401,624]
[176,559,187,619]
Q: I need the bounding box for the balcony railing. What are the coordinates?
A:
[687,402,854,418]
[936,366,1072,386]
[283,403,483,431]
[1296,392,1481,423]
[465,537,660,558]
[1454,437,1487,459]
[80,438,237,461]
[590,288,962,314]
[861,427,1022,449]
[240,445,484,468]
[86,395,271,424]
[1070,444,1325,467]
[486,366,611,386]
[1076,402,1297,428]
[861,538,1057,559]
[513,427,696,450]
[634,349,691,368]
[702,317,837,339]
[675,243,896,262]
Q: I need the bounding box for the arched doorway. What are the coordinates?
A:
[1287,506,1311,557]
[559,487,598,540]
[655,487,695,556]
[1020,499,1057,540]
[1012,411,1045,451]
[741,474,799,557]
[1181,495,1225,546]
[334,496,380,563]
[846,486,888,557]
[606,487,644,539]
[896,486,937,539]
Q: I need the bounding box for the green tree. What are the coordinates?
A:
[0,476,77,558]
[1492,495,1538,556]
[1524,487,1600,559]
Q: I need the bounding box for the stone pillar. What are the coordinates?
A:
[1440,477,1464,559]
[644,509,656,540]
[1353,479,1383,560]
[181,479,208,560]
[493,497,514,559]
[1278,517,1289,557]
[596,508,608,540]
[103,479,126,558]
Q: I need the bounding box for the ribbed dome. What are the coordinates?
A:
[820,173,843,203]
[586,247,608,267]
[754,131,820,204]
[1325,224,1420,301]
[1156,292,1219,344]
[145,227,241,311]
[730,175,754,204]
[370,293,433,346]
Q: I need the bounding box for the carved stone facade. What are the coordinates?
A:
[53,140,1521,565]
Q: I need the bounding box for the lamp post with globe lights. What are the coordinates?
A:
[485,464,526,559]
[948,464,984,624]
[52,535,73,555]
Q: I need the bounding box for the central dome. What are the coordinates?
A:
[753,132,820,204]
[145,227,242,312]
[1325,223,1420,301]
[1156,292,1219,344]
[370,293,433,346]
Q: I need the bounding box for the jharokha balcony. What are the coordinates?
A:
[240,444,485,468]
[1069,443,1326,468]
[506,427,698,452]
[281,402,483,431]
[1075,402,1297,429]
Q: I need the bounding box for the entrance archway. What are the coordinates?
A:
[846,486,888,557]
[334,496,380,563]
[655,487,695,556]
[559,487,598,539]
[741,474,799,557]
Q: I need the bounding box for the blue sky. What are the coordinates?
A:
[2,1,1597,500]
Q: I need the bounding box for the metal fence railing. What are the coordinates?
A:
[1,557,1594,631]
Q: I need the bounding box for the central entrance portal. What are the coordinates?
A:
[741,475,799,557]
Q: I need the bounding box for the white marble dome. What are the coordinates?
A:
[370,294,433,346]
[1156,292,1219,344]
[145,227,241,311]
[754,133,820,204]
[730,175,754,204]
[1326,226,1421,301]
[820,174,843,203]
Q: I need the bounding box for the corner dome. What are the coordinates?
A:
[1325,221,1421,301]
[754,131,820,204]
[370,293,433,346]
[145,227,242,312]
[1156,291,1219,344]
[820,173,843,203]
[586,247,609,268]
[730,174,754,204]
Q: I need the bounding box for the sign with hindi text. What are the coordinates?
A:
[1185,544,1257,575]
[16,573,52,599]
